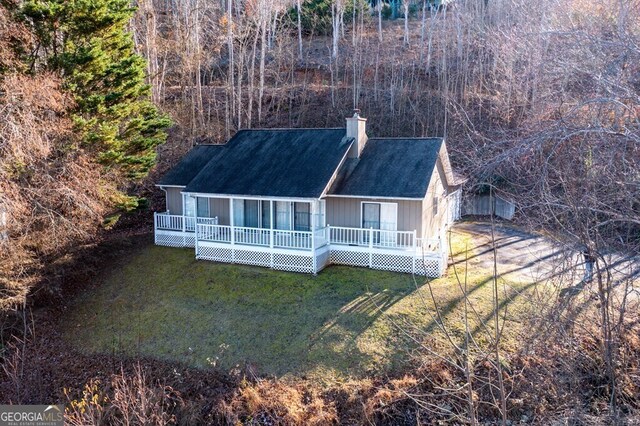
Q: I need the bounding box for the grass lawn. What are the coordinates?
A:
[62,230,537,382]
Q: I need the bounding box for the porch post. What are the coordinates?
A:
[153,212,158,245]
[269,200,274,248]
[194,215,200,258]
[412,230,417,274]
[310,200,317,273]
[269,199,274,268]
[311,221,317,274]
[181,194,187,233]
[368,227,373,268]
[229,197,235,262]
[181,194,188,247]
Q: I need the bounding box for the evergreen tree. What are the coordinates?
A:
[21,0,171,182]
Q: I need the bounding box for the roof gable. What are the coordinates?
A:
[328,138,444,198]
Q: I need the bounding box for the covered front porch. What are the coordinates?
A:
[154,194,445,276]
[154,195,326,250]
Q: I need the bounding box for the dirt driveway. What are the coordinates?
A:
[451,221,579,285]
[451,221,640,295]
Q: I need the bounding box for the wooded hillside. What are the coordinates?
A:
[2,0,638,307]
[136,0,639,250]
[0,0,638,423]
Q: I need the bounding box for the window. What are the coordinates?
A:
[233,199,244,226]
[294,202,310,231]
[184,195,196,217]
[197,197,209,217]
[362,202,397,245]
[362,202,397,230]
[362,203,381,229]
[261,200,271,228]
[244,200,259,228]
[433,197,438,216]
[275,201,291,230]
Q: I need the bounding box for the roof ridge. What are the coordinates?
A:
[236,127,346,131]
[368,137,444,140]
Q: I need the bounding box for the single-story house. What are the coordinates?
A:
[155,112,461,276]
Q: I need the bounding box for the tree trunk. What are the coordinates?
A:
[297,0,303,58]
[403,0,409,46]
[258,19,267,123]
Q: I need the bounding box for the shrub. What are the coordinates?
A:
[288,0,371,36]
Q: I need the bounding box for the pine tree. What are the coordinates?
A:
[22,0,171,181]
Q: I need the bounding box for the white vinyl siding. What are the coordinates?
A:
[165,187,184,214]
[421,158,449,240]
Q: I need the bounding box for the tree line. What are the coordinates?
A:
[0,0,169,310]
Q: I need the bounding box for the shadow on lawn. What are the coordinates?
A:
[63,248,425,379]
[312,289,407,341]
[64,225,587,380]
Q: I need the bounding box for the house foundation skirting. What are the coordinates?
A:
[195,241,320,274]
[155,230,445,277]
[155,229,196,248]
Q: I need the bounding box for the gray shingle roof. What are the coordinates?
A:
[328,138,444,198]
[158,145,223,186]
[159,131,445,200]
[180,129,353,198]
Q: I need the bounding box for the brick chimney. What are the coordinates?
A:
[346,109,367,158]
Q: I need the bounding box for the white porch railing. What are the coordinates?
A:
[196,224,315,250]
[236,226,271,246]
[155,212,184,231]
[197,224,232,243]
[186,216,218,232]
[154,212,218,232]
[159,213,441,254]
[273,229,312,249]
[417,237,441,252]
[329,226,418,250]
[160,217,446,276]
[314,227,329,249]
[329,226,367,246]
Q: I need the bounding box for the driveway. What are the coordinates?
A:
[451,221,639,298]
[451,222,579,285]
